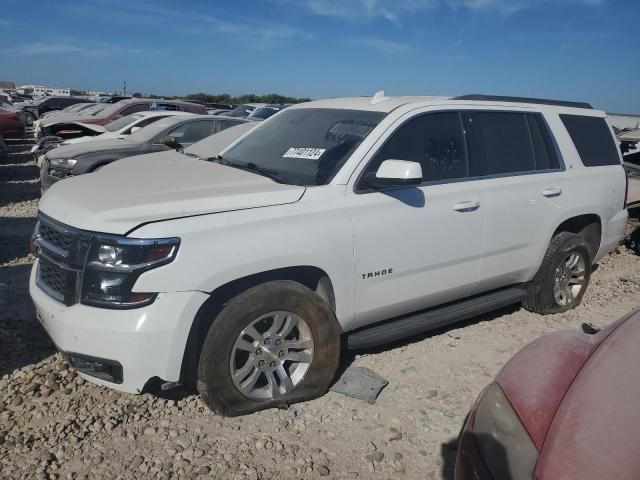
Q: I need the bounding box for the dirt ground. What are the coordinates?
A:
[2,145,640,480]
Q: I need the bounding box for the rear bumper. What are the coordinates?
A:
[455,410,493,480]
[29,261,209,393]
[595,208,628,262]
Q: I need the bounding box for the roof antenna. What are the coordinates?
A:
[370,90,389,105]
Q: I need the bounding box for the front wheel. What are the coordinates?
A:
[524,232,592,314]
[197,281,341,416]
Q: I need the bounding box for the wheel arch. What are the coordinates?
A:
[179,265,336,385]
[552,213,602,259]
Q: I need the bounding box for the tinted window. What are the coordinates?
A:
[367,112,468,182]
[560,114,620,167]
[465,112,536,176]
[526,114,560,170]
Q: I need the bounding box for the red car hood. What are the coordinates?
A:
[535,312,640,479]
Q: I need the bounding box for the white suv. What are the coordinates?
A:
[29,93,627,415]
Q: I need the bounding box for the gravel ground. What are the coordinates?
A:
[2,146,640,480]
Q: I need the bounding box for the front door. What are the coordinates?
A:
[348,110,487,328]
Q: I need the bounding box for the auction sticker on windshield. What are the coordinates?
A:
[283,147,326,160]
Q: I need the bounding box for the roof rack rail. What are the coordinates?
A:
[453,94,593,110]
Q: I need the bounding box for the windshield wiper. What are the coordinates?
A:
[209,156,283,183]
[179,151,200,159]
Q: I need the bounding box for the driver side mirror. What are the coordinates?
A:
[160,136,183,150]
[363,159,423,189]
[129,126,141,134]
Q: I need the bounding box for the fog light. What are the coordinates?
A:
[67,353,123,384]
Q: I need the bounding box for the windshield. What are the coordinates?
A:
[127,116,186,142]
[226,105,257,118]
[249,106,285,120]
[104,113,145,132]
[81,104,107,115]
[221,108,385,186]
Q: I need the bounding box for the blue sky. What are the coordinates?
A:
[0,0,638,112]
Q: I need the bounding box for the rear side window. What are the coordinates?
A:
[527,114,560,170]
[368,112,468,182]
[560,114,620,166]
[464,112,536,176]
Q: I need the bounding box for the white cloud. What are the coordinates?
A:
[302,0,607,21]
[0,40,165,58]
[348,36,414,53]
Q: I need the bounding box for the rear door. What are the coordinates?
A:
[468,110,568,289]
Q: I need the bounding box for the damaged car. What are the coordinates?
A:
[38,99,207,139]
[456,309,640,480]
[40,114,248,190]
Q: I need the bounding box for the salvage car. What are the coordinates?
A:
[31,110,195,161]
[40,114,247,190]
[455,308,640,480]
[38,99,207,139]
[30,93,627,416]
[0,103,26,139]
[21,96,93,126]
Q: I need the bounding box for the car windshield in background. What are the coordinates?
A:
[221,108,385,186]
[83,104,107,115]
[249,106,283,120]
[226,105,255,117]
[127,116,187,142]
[104,113,145,132]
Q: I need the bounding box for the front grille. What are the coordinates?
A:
[37,258,67,302]
[39,221,73,253]
[34,213,92,306]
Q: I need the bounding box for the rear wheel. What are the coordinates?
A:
[524,232,592,314]
[197,281,341,416]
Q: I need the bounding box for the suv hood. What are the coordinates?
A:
[46,137,138,159]
[39,150,306,234]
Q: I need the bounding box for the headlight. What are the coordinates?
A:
[49,157,77,170]
[81,235,180,309]
[472,383,538,480]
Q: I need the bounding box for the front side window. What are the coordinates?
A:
[365,112,468,183]
[221,108,385,185]
[560,114,620,167]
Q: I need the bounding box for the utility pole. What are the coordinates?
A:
[123,80,127,96]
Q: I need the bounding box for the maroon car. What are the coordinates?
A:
[38,99,207,139]
[456,308,640,480]
[0,104,26,139]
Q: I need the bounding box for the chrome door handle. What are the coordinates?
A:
[453,201,481,212]
[542,188,562,198]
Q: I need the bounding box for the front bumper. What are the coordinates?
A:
[39,157,72,192]
[29,261,209,393]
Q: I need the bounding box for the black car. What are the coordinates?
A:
[41,114,246,191]
[22,96,93,125]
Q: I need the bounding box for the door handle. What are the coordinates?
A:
[453,201,481,212]
[542,188,562,198]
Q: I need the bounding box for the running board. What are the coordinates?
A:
[346,286,527,350]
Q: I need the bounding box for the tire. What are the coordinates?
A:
[23,111,36,127]
[197,280,341,416]
[523,231,592,314]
